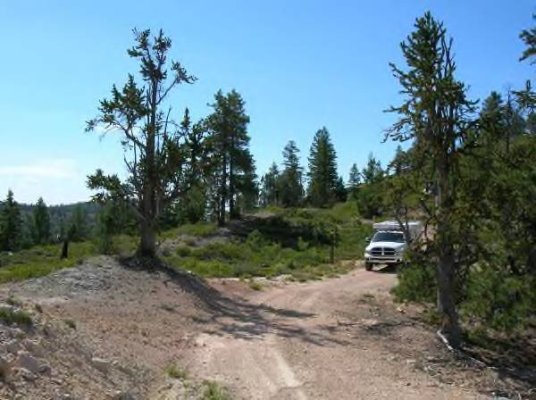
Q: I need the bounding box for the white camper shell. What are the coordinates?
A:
[364,220,423,271]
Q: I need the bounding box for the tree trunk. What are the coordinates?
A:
[436,244,461,348]
[229,131,239,220]
[435,158,462,349]
[60,239,69,259]
[218,155,227,227]
[138,218,156,258]
[137,78,158,258]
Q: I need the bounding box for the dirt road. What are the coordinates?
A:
[0,258,507,399]
[181,267,486,399]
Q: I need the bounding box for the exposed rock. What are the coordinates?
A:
[5,339,20,354]
[22,338,44,357]
[16,367,38,381]
[15,350,47,375]
[0,355,12,379]
[113,390,136,400]
[10,328,26,340]
[91,357,110,372]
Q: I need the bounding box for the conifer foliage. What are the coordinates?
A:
[32,197,51,245]
[307,127,339,207]
[0,190,22,252]
[86,29,196,257]
[386,12,476,347]
[206,90,256,225]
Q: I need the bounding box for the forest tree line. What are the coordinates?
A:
[0,193,98,252]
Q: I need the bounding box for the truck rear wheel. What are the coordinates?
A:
[365,262,373,271]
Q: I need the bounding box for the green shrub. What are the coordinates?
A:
[0,308,32,326]
[0,242,98,283]
[163,223,218,239]
[165,364,187,379]
[64,319,76,329]
[176,245,192,257]
[202,381,231,400]
[6,297,22,307]
[392,261,436,303]
[248,280,263,291]
[246,229,268,248]
[161,203,371,282]
[462,266,536,332]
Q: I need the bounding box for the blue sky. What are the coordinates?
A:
[0,0,533,205]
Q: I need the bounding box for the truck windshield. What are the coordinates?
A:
[372,231,405,243]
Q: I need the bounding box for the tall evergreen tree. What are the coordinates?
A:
[33,197,51,245]
[86,28,196,257]
[174,109,211,224]
[517,15,536,108]
[69,205,89,242]
[347,163,360,200]
[260,162,280,207]
[361,153,383,184]
[207,89,255,224]
[334,176,347,202]
[307,127,338,207]
[0,190,22,251]
[279,140,304,207]
[348,163,360,189]
[355,154,385,218]
[386,12,476,348]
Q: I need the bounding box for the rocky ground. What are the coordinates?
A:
[0,256,533,399]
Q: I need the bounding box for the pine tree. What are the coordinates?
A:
[386,12,476,348]
[260,162,280,207]
[0,190,22,251]
[361,153,383,184]
[174,109,210,224]
[94,200,135,254]
[279,141,304,207]
[334,176,347,202]
[517,15,536,108]
[355,154,385,218]
[33,197,51,245]
[348,164,360,189]
[86,28,196,257]
[68,205,89,242]
[207,90,256,224]
[307,127,338,207]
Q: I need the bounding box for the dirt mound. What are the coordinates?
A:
[0,256,221,399]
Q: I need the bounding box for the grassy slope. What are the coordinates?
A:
[163,202,372,281]
[0,235,137,283]
[0,202,371,283]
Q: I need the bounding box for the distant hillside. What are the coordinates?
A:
[0,201,100,237]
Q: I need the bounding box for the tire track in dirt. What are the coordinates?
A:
[182,267,486,399]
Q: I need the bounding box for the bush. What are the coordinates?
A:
[161,203,371,281]
[392,261,436,303]
[165,364,187,380]
[0,308,32,326]
[202,381,231,400]
[176,245,192,257]
[462,266,536,332]
[165,223,218,238]
[246,230,268,248]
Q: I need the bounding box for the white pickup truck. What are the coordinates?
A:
[364,220,422,271]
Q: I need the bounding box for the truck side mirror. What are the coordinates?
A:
[365,236,371,244]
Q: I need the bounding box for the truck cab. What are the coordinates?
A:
[364,221,422,271]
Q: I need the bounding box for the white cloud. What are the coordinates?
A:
[0,159,77,179]
[0,159,92,205]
